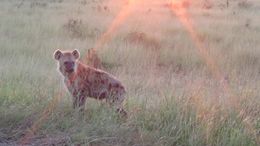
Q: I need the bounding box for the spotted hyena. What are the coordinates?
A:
[54,49,127,115]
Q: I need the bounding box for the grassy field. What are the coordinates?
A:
[0,0,259,145]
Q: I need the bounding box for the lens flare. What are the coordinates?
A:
[169,0,234,101]
[19,1,138,143]
[169,1,258,142]
[18,92,62,145]
[93,0,137,50]
[18,1,258,144]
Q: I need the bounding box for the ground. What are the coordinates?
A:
[0,0,259,145]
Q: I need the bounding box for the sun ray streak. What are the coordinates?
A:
[169,1,234,102]
[169,1,259,143]
[18,92,62,145]
[93,0,137,51]
[19,1,138,144]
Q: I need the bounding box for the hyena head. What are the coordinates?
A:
[54,49,80,75]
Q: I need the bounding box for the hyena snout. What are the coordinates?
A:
[64,61,75,72]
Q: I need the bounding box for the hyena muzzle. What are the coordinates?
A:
[54,49,127,116]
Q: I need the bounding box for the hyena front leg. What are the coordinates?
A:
[73,96,86,112]
[73,90,87,111]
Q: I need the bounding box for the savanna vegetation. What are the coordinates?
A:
[0,0,259,145]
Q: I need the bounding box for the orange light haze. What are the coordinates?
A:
[94,0,137,51]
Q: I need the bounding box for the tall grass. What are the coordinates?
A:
[0,0,259,145]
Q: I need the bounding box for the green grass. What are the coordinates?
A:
[0,0,259,145]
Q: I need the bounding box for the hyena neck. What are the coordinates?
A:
[60,67,74,77]
[64,71,76,79]
[77,61,92,72]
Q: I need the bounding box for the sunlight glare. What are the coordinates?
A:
[169,0,231,97]
[93,0,137,51]
[169,1,258,142]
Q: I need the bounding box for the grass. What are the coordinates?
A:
[0,0,259,145]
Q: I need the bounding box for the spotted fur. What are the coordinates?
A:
[54,49,126,115]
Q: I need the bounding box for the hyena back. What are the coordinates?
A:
[54,49,126,115]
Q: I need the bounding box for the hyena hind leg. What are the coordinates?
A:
[113,95,127,117]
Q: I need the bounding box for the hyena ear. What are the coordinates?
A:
[72,49,80,59]
[54,49,63,60]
